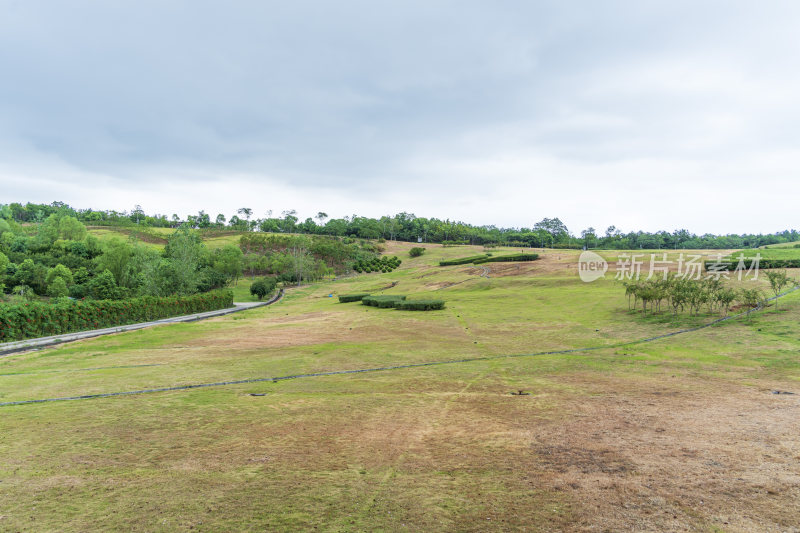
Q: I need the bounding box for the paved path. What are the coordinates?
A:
[0,291,283,357]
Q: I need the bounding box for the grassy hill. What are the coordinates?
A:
[1,243,799,530]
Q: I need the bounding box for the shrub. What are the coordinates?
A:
[338,293,370,303]
[439,255,489,266]
[395,299,445,311]
[0,289,234,342]
[409,247,426,257]
[362,295,406,308]
[353,255,401,273]
[250,277,278,300]
[473,253,539,264]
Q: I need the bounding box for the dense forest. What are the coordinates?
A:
[3,201,797,250]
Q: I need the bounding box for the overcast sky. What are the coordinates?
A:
[2,1,799,234]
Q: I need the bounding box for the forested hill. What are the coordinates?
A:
[2,201,798,250]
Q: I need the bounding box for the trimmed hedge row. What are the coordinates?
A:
[440,253,540,266]
[473,253,539,264]
[0,290,234,343]
[395,299,445,311]
[704,259,800,271]
[340,293,445,311]
[362,295,407,308]
[338,293,370,303]
[439,255,490,266]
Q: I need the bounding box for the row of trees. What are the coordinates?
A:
[4,202,798,250]
[622,271,796,317]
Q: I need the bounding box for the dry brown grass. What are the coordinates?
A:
[525,374,800,532]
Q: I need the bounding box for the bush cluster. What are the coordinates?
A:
[250,277,278,300]
[338,293,370,303]
[439,255,490,266]
[362,295,407,308]
[440,253,539,266]
[339,293,445,311]
[353,256,401,273]
[441,240,469,246]
[395,299,445,311]
[473,253,539,264]
[0,289,234,342]
[409,247,426,257]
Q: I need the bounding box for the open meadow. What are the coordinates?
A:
[1,242,799,531]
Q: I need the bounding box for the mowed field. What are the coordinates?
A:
[1,242,800,531]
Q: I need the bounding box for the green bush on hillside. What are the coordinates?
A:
[338,293,370,303]
[473,253,539,264]
[353,256,401,274]
[395,299,445,311]
[439,255,489,266]
[250,277,278,300]
[409,247,425,257]
[362,295,407,308]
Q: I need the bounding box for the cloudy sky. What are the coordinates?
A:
[2,1,799,234]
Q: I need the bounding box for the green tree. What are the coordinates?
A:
[46,264,74,287]
[250,277,277,300]
[739,288,764,321]
[213,244,244,285]
[58,216,87,240]
[47,276,69,298]
[534,217,570,245]
[164,227,205,295]
[0,251,9,275]
[89,269,120,300]
[96,238,135,288]
[764,270,794,311]
[289,236,311,286]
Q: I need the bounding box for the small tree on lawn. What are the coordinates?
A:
[739,288,764,321]
[250,277,277,300]
[765,270,794,311]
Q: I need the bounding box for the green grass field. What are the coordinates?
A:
[2,242,799,531]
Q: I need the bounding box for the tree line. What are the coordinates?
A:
[3,202,799,250]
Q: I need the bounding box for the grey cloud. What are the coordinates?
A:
[1,1,800,232]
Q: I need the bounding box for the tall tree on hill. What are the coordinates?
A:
[534,217,570,245]
[237,208,253,223]
[289,236,311,287]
